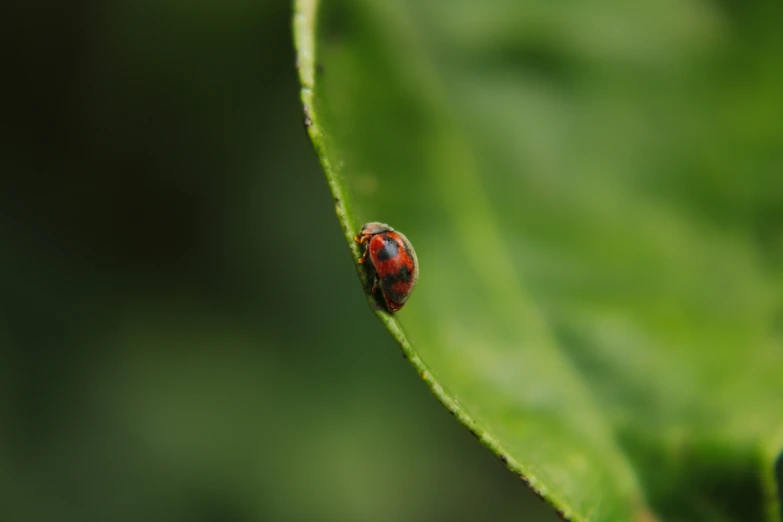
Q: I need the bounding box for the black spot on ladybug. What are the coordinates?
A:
[380,265,412,298]
[380,275,406,303]
[375,234,399,261]
[395,264,413,283]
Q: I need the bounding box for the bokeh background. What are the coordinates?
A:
[2,1,556,521]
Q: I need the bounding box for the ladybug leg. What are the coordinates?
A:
[371,276,378,294]
[355,233,371,264]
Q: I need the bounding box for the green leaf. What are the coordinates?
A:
[294,0,783,520]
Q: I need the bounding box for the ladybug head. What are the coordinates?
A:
[360,222,394,237]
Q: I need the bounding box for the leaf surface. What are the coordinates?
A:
[294,1,783,520]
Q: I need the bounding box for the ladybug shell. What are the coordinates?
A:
[366,230,418,312]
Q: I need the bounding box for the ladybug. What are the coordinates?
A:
[354,222,419,312]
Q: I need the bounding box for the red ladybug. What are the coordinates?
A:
[354,222,419,312]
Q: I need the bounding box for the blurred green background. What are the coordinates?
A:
[1,1,556,521]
